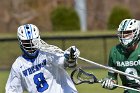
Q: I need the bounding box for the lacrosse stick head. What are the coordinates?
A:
[71,68,99,85]
[32,39,64,54]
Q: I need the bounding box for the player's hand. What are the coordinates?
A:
[64,46,80,67]
[101,78,116,90]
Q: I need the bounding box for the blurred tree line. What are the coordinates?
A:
[0,0,140,32]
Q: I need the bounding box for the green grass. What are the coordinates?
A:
[1,69,123,93]
[0,31,119,69]
[0,31,122,92]
[0,71,9,93]
[0,39,119,69]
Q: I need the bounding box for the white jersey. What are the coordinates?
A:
[5,51,77,93]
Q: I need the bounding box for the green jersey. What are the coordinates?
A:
[108,43,140,93]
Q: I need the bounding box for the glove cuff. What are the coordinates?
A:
[64,59,77,68]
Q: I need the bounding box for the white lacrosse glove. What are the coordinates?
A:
[64,46,80,68]
[101,78,117,90]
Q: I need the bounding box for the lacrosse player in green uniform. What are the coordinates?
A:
[101,19,140,93]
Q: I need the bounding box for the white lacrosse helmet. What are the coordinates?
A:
[117,19,140,48]
[17,24,40,58]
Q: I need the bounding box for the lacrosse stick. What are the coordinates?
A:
[32,39,64,54]
[78,57,140,80]
[71,68,140,92]
[32,39,140,80]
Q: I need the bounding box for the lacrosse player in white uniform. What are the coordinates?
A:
[5,24,80,93]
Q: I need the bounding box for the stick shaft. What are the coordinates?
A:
[38,43,140,92]
[98,81,140,92]
[113,83,140,92]
[38,40,140,79]
[78,56,140,80]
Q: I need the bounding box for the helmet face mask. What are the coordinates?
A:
[19,40,37,54]
[17,24,40,58]
[118,30,135,46]
[117,19,140,48]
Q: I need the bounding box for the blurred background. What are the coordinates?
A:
[1,0,140,32]
[1,0,140,93]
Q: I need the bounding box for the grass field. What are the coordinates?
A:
[0,31,119,69]
[0,31,123,92]
[0,69,123,93]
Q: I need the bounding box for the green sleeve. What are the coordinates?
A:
[106,47,118,90]
[108,47,118,81]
